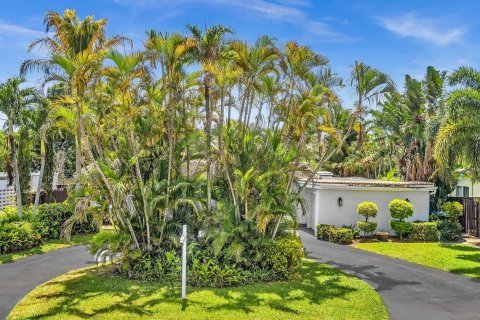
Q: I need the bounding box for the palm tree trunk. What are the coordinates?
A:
[33,129,46,218]
[75,111,82,191]
[204,77,212,213]
[127,124,151,250]
[8,122,22,218]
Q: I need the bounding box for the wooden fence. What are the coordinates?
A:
[448,197,480,237]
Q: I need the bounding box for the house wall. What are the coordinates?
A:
[449,177,480,198]
[300,186,432,234]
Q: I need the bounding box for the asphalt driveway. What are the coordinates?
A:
[0,245,94,320]
[300,229,480,320]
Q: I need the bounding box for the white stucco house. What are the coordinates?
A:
[448,169,480,198]
[297,172,436,234]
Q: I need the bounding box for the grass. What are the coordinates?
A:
[352,241,480,278]
[0,234,94,264]
[7,259,388,320]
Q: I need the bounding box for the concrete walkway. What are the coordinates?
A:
[0,245,94,320]
[300,229,480,320]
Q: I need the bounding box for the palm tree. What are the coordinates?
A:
[435,67,480,179]
[21,9,127,191]
[187,24,232,213]
[103,50,153,248]
[228,35,278,136]
[349,61,395,148]
[0,78,37,218]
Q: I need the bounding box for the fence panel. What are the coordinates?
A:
[0,186,15,210]
[448,197,480,237]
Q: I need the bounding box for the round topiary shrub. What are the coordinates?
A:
[388,199,414,220]
[357,202,378,238]
[442,202,463,220]
[357,221,378,238]
[390,221,413,240]
[388,199,414,240]
[357,202,378,221]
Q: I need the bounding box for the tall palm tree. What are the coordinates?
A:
[435,67,480,179]
[21,9,127,191]
[187,24,232,212]
[103,50,153,248]
[349,61,395,148]
[0,78,37,218]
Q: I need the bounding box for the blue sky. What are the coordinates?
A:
[0,0,478,123]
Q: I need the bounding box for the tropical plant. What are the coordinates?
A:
[0,77,37,218]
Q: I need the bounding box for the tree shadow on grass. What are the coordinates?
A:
[14,260,379,319]
[438,244,480,279]
[202,260,364,315]
[18,268,190,319]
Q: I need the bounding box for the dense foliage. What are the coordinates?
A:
[410,222,439,242]
[328,227,353,244]
[0,203,97,254]
[1,8,479,285]
[316,223,333,241]
[442,201,463,219]
[437,220,462,241]
[33,203,98,240]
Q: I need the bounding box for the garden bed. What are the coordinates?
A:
[7,259,388,320]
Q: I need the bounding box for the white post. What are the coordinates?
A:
[181,224,187,299]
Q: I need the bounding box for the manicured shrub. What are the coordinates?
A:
[356,202,378,238]
[389,199,414,239]
[316,224,333,241]
[264,234,304,279]
[437,220,462,241]
[34,203,98,239]
[410,222,439,242]
[357,221,378,237]
[341,224,360,238]
[328,227,353,244]
[0,221,39,254]
[357,202,378,220]
[388,199,414,220]
[442,202,463,220]
[390,221,413,239]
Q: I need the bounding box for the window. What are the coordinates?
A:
[463,186,470,197]
[456,186,463,197]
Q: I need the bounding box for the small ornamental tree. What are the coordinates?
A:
[442,202,463,221]
[439,202,464,241]
[357,202,378,238]
[388,199,414,240]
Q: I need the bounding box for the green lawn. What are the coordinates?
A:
[8,259,388,320]
[0,234,94,264]
[353,242,480,278]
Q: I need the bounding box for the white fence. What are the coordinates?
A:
[0,186,15,210]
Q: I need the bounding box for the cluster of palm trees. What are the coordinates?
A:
[1,9,479,258]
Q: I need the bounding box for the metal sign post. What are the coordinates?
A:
[180,224,187,299]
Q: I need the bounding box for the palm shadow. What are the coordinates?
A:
[17,260,369,318]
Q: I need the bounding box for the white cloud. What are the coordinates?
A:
[113,0,352,41]
[379,12,465,46]
[0,22,44,38]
